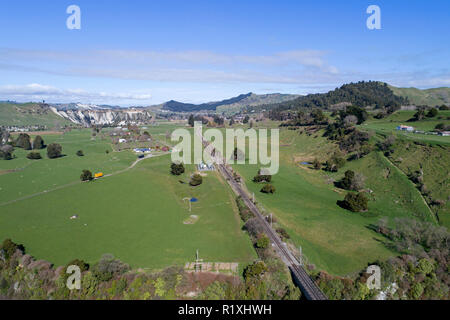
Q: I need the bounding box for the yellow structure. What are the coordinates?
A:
[94,172,104,178]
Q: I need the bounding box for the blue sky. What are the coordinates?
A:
[0,0,449,106]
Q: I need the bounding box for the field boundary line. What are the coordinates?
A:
[382,154,437,223]
[0,152,170,207]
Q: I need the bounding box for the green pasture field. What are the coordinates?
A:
[0,102,73,127]
[387,139,450,228]
[362,110,450,145]
[0,128,255,269]
[0,130,136,204]
[230,128,435,276]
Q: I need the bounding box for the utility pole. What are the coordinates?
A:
[183,198,192,212]
[195,249,203,273]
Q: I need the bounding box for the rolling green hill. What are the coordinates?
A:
[257,81,409,113]
[157,92,299,113]
[390,86,450,106]
[0,102,72,127]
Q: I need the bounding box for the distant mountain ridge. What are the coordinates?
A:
[158,92,300,112]
[389,86,450,106]
[1,82,449,127]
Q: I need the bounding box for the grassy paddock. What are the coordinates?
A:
[0,128,255,269]
[231,128,434,275]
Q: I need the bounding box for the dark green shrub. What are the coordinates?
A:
[170,162,185,175]
[15,133,31,150]
[426,108,438,118]
[256,234,270,249]
[33,135,45,149]
[80,170,93,181]
[47,143,62,159]
[261,184,275,194]
[338,192,368,212]
[253,170,272,183]
[0,239,25,260]
[26,151,42,160]
[189,174,203,186]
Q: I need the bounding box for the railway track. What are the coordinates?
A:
[198,132,327,300]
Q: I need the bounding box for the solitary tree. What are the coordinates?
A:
[47,143,62,159]
[0,145,14,160]
[33,135,45,149]
[170,162,185,175]
[80,170,93,181]
[188,114,195,127]
[76,150,84,156]
[15,133,31,150]
[338,192,368,212]
[426,108,438,118]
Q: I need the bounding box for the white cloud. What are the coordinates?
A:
[0,48,340,84]
[0,83,152,103]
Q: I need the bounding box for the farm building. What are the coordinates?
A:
[396,125,414,132]
[439,131,450,136]
[197,162,214,171]
[133,148,152,154]
[118,138,127,143]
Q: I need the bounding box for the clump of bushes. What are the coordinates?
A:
[337,170,365,191]
[324,153,346,172]
[0,238,25,261]
[338,192,368,212]
[189,174,203,186]
[256,234,270,249]
[76,150,84,157]
[276,228,290,241]
[92,254,130,282]
[244,261,267,280]
[261,184,275,194]
[236,196,254,222]
[26,151,42,160]
[377,135,396,156]
[170,162,185,175]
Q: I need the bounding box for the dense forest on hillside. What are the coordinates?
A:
[257,81,409,113]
